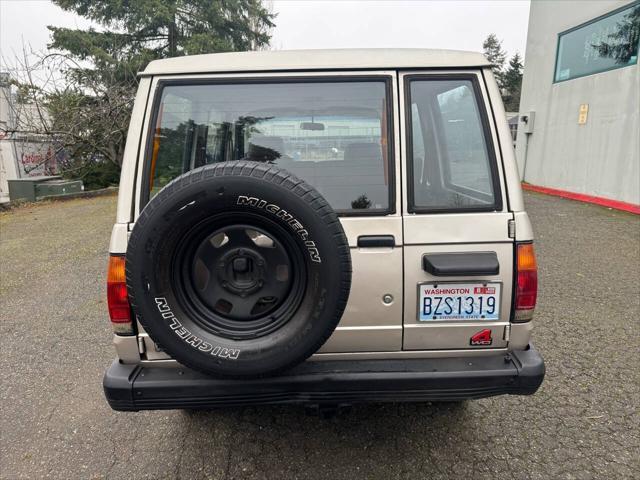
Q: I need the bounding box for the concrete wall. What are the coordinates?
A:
[515,0,640,205]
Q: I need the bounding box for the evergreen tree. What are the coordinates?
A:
[502,53,523,112]
[482,33,507,88]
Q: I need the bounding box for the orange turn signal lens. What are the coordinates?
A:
[517,243,537,271]
[107,255,126,283]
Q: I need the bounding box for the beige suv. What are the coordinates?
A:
[104,49,544,411]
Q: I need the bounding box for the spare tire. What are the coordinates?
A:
[126,161,351,377]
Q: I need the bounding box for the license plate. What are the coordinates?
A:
[418,282,501,321]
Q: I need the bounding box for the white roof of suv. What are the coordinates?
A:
[142,48,490,76]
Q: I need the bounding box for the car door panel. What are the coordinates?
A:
[319,71,404,353]
[403,241,512,349]
[318,246,403,352]
[399,70,513,351]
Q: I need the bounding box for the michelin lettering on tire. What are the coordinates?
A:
[155,297,240,360]
[237,195,321,263]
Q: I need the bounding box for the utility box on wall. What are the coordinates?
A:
[520,111,535,134]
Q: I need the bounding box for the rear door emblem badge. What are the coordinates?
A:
[470,329,492,346]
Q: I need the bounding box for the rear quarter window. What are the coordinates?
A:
[406,76,502,213]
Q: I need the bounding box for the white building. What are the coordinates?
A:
[515,0,639,209]
[0,73,60,202]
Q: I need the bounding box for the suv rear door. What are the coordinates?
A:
[134,71,404,355]
[399,71,514,351]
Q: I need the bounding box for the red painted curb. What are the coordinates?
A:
[522,183,640,215]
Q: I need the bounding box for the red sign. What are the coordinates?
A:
[474,286,496,295]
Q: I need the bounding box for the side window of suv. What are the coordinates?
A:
[147,80,393,213]
[407,77,500,211]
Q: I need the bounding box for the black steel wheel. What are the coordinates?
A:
[174,216,306,339]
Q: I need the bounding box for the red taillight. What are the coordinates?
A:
[107,255,133,334]
[514,243,538,322]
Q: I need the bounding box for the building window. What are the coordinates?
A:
[554,1,640,83]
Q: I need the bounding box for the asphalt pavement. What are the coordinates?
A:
[0,191,638,479]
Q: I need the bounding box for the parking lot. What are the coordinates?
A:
[1,191,638,479]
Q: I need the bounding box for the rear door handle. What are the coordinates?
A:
[422,252,499,276]
[357,235,395,248]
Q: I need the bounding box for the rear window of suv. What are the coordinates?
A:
[406,76,501,212]
[146,79,393,213]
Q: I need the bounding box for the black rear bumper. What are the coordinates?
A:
[104,345,544,411]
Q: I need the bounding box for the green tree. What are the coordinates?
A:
[49,0,275,68]
[502,53,523,112]
[482,33,507,88]
[43,0,275,187]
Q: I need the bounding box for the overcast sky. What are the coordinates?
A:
[0,0,530,71]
